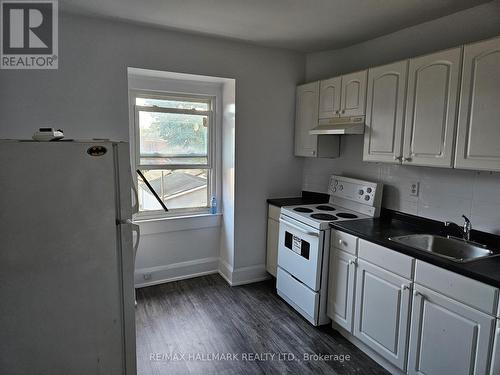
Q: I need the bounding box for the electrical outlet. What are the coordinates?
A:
[410,181,419,197]
[143,273,152,281]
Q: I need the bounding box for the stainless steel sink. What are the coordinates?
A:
[388,234,498,263]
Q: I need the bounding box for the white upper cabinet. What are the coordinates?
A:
[340,70,368,117]
[295,81,319,157]
[363,61,408,163]
[319,77,342,119]
[402,47,462,168]
[455,37,500,171]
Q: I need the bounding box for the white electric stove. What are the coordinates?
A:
[276,175,383,326]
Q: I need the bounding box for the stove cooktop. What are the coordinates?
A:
[281,203,368,230]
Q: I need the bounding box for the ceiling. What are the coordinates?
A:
[60,0,492,52]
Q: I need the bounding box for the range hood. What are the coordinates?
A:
[309,116,365,135]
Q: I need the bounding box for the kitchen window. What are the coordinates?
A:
[132,93,215,218]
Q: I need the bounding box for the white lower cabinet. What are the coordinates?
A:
[327,249,356,333]
[353,259,412,371]
[266,205,280,277]
[408,284,495,375]
[491,320,500,375]
[326,234,499,374]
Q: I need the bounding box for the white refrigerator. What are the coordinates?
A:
[0,140,138,375]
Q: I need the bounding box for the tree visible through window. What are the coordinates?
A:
[134,95,214,215]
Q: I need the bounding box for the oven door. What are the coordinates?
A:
[278,214,325,291]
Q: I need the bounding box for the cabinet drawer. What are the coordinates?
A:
[331,230,358,255]
[358,239,414,279]
[415,260,499,315]
[268,204,281,221]
[277,267,319,325]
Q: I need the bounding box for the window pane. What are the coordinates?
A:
[138,169,208,211]
[139,157,208,165]
[136,97,209,111]
[139,111,208,163]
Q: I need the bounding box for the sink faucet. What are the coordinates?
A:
[445,215,472,241]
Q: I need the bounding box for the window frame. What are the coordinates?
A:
[131,90,216,219]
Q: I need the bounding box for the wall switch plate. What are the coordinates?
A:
[143,273,152,281]
[410,181,420,197]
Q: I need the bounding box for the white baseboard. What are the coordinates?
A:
[135,257,270,288]
[218,258,234,285]
[135,257,219,288]
[218,260,270,286]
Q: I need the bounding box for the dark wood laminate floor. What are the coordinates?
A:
[135,274,389,375]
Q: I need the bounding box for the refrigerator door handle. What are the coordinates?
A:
[117,219,140,257]
[131,222,140,259]
[131,176,139,215]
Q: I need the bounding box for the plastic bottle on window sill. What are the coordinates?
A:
[210,196,217,215]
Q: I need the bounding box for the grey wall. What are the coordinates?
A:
[306,0,500,81]
[303,0,500,234]
[0,13,305,274]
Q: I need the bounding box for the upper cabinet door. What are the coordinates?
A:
[340,70,368,117]
[455,37,500,171]
[319,77,342,119]
[402,48,462,167]
[294,82,319,157]
[363,61,408,163]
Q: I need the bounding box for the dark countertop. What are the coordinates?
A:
[330,210,500,288]
[267,191,329,208]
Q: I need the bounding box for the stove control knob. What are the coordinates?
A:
[339,185,343,191]
[366,187,372,193]
[332,187,337,192]
[358,189,364,195]
[334,180,339,186]
[365,195,370,201]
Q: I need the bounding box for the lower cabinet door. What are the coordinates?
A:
[266,218,279,277]
[327,249,356,333]
[491,320,500,375]
[408,285,495,375]
[354,259,412,370]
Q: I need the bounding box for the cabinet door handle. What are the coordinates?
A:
[338,239,348,247]
[404,157,412,162]
[414,291,425,299]
[401,284,410,291]
[348,259,357,266]
[341,110,346,114]
[394,156,403,161]
[335,110,340,115]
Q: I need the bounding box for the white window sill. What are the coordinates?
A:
[134,212,222,235]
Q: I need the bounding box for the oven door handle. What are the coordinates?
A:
[279,217,319,237]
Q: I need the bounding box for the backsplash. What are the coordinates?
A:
[302,136,500,234]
